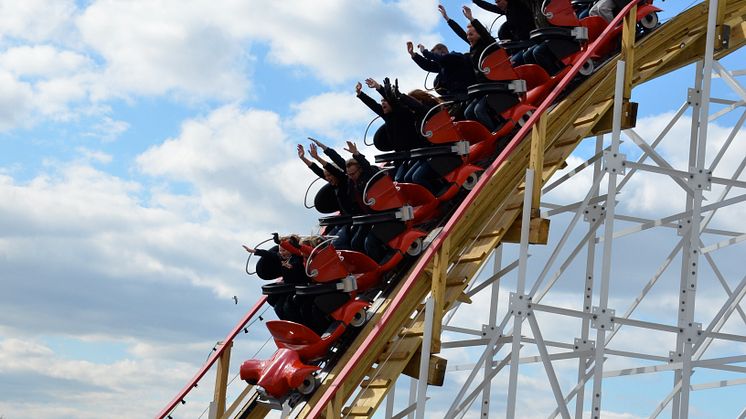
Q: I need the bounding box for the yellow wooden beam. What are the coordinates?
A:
[430,235,450,354]
[529,116,547,211]
[402,352,448,386]
[212,340,232,418]
[622,3,637,100]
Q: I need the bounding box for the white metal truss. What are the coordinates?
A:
[380,3,746,419]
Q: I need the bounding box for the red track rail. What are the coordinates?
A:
[306,3,641,417]
[156,295,268,419]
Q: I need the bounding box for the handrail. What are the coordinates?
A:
[363,115,382,146]
[245,237,274,276]
[306,1,642,416]
[303,177,325,209]
[305,236,338,278]
[156,295,268,419]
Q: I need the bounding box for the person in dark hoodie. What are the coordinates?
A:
[471,0,536,41]
[356,78,429,182]
[441,4,501,131]
[297,140,361,249]
[406,41,475,100]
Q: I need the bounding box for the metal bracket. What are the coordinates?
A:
[668,350,682,364]
[687,88,702,106]
[677,217,692,236]
[451,141,470,156]
[509,79,527,94]
[571,26,589,41]
[481,323,502,339]
[717,24,731,50]
[509,293,532,319]
[573,337,595,352]
[396,205,415,222]
[336,275,358,292]
[687,167,712,191]
[583,203,606,224]
[591,307,616,331]
[679,322,703,344]
[603,150,627,175]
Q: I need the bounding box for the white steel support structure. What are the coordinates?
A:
[381,3,746,418]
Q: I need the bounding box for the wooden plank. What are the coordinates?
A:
[622,3,637,100]
[212,340,232,418]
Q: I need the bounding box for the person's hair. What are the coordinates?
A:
[408,89,443,110]
[300,235,323,247]
[432,43,448,53]
[345,159,359,168]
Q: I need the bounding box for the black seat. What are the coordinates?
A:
[314,183,340,214]
[529,27,585,60]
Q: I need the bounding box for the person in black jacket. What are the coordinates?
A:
[471,0,536,41]
[406,41,475,99]
[356,78,430,182]
[298,140,360,249]
[442,4,501,131]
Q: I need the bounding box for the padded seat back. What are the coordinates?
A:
[314,183,339,214]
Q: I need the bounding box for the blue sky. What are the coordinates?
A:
[1,1,744,418]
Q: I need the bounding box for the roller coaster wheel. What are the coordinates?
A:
[407,237,424,256]
[350,308,367,328]
[579,58,595,76]
[463,172,480,191]
[639,12,658,31]
[297,373,319,395]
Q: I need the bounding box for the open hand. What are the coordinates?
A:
[365,78,380,89]
[344,141,358,155]
[438,4,448,20]
[463,5,473,21]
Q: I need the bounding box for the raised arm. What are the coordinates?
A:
[356,81,385,117]
[472,0,504,15]
[408,41,441,73]
[298,144,325,179]
[464,6,494,44]
[440,4,468,43]
[344,141,373,171]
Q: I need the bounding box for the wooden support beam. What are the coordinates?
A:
[529,116,547,212]
[430,236,450,354]
[589,101,638,136]
[402,352,448,386]
[502,215,551,245]
[211,340,232,418]
[622,3,637,100]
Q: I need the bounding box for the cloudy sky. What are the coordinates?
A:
[1,1,744,418]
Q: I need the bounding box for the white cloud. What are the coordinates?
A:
[289,91,372,138]
[0,0,78,43]
[77,0,251,101]
[0,71,34,130]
